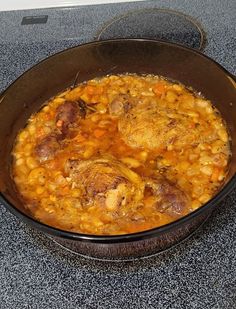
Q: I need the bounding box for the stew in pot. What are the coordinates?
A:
[12,74,230,235]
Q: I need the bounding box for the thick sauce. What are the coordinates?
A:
[12,74,230,235]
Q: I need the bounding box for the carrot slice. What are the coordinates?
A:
[60,186,70,195]
[94,129,106,138]
[153,82,166,96]
[84,85,96,95]
[211,167,220,182]
[74,134,86,142]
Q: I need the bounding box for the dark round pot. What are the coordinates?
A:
[0,39,235,260]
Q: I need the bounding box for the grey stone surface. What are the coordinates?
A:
[0,1,235,308]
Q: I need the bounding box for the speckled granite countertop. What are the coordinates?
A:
[0,1,235,308]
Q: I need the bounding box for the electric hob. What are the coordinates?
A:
[0,1,235,308]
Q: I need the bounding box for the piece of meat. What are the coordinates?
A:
[118,100,199,150]
[65,156,144,211]
[145,175,189,217]
[35,100,89,162]
[55,101,79,131]
[35,134,60,161]
[76,99,87,119]
[109,94,132,116]
[65,157,189,217]
[66,159,125,196]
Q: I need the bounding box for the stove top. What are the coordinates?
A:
[97,8,205,50]
[0,1,235,308]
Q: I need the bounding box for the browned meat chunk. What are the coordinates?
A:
[35,134,60,161]
[77,99,87,119]
[145,175,189,217]
[65,156,144,211]
[55,101,79,130]
[109,94,132,116]
[118,100,198,150]
[65,156,188,217]
[35,100,88,161]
